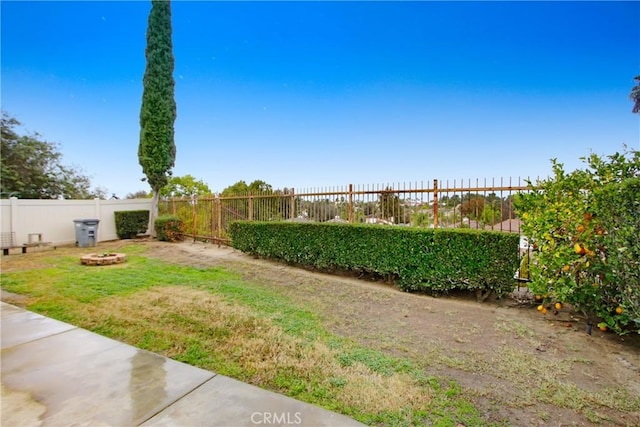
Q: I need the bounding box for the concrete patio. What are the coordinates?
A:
[0,301,364,426]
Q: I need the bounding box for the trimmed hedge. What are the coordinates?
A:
[114,210,150,239]
[155,215,185,242]
[229,222,520,299]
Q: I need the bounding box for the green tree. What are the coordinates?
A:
[307,199,338,222]
[379,187,402,223]
[126,190,152,199]
[221,180,274,197]
[360,201,377,217]
[94,187,109,200]
[221,180,278,221]
[460,195,485,220]
[480,193,502,225]
[139,0,177,237]
[248,180,273,194]
[221,180,250,197]
[480,205,501,226]
[160,174,211,198]
[591,177,640,331]
[440,194,461,208]
[274,187,294,220]
[1,112,99,199]
[411,210,431,227]
[501,195,516,221]
[515,147,640,334]
[630,75,640,114]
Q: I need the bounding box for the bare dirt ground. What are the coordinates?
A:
[3,240,639,426]
[133,240,639,427]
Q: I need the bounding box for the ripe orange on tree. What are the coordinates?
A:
[616,307,624,315]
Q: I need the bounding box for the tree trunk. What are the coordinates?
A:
[475,289,493,302]
[147,190,159,238]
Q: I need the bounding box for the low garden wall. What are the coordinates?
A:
[1,198,153,247]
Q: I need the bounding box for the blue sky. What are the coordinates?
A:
[2,1,639,197]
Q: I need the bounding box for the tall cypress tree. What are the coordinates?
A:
[139,0,176,236]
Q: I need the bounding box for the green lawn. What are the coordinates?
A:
[0,243,494,427]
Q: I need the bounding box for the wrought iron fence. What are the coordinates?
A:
[158,177,534,243]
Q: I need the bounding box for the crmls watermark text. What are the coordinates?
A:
[250,412,303,425]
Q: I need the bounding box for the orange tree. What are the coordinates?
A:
[514,148,639,335]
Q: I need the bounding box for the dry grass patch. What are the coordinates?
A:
[408,323,640,423]
[487,344,640,417]
[494,317,537,342]
[81,286,433,418]
[338,365,429,413]
[14,241,638,425]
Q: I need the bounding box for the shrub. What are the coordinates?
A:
[229,221,519,300]
[514,147,640,334]
[155,215,185,242]
[590,177,640,332]
[114,210,149,239]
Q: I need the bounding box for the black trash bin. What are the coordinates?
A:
[73,219,100,248]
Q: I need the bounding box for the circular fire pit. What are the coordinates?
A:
[80,253,127,266]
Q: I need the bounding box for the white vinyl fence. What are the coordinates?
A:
[1,198,153,247]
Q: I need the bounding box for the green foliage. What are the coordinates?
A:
[440,194,461,208]
[155,215,184,242]
[114,210,150,239]
[1,247,488,427]
[379,187,402,223]
[159,197,220,239]
[229,222,519,299]
[221,179,274,197]
[411,211,431,227]
[138,0,177,237]
[517,254,531,281]
[125,190,152,199]
[307,199,339,222]
[460,196,485,220]
[591,177,640,331]
[139,0,176,193]
[480,205,501,226]
[1,112,99,199]
[0,250,239,317]
[630,75,640,114]
[514,147,640,334]
[219,180,286,222]
[160,174,211,198]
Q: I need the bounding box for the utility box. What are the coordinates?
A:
[74,219,100,248]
